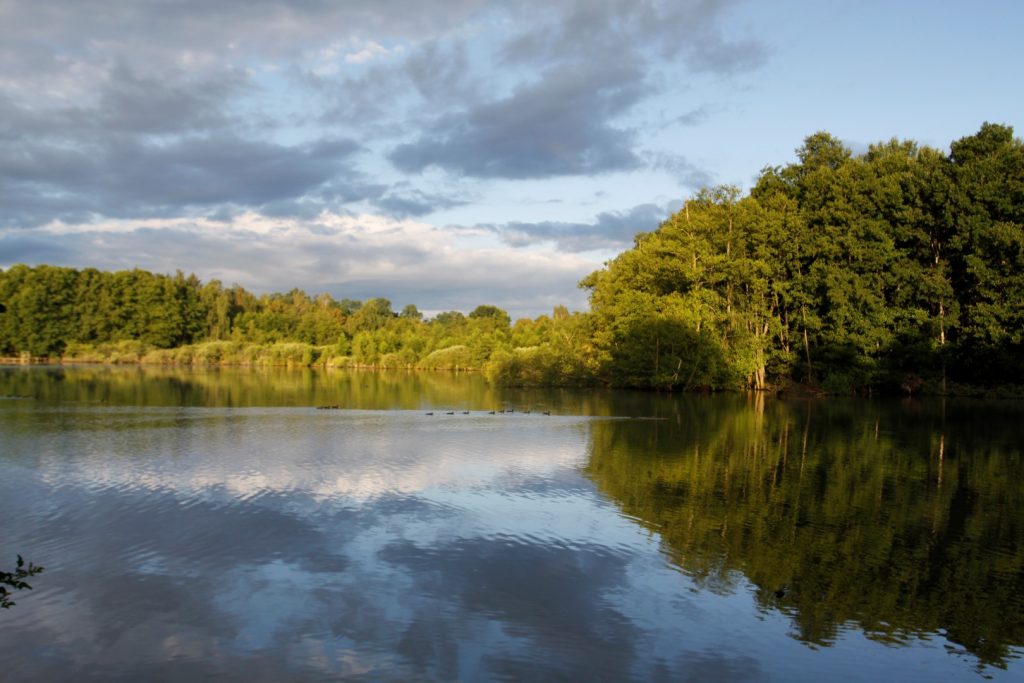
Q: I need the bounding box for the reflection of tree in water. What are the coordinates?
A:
[584,396,1024,669]
[0,365,509,409]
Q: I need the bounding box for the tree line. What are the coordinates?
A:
[0,264,526,370]
[1,123,1021,393]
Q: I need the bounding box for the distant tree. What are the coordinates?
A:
[346,298,394,335]
[400,304,423,320]
[469,304,511,326]
[338,298,362,316]
[432,311,466,327]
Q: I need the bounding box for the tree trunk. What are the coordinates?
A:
[801,306,813,383]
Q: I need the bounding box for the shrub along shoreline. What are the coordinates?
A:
[4,343,1022,398]
[56,340,482,372]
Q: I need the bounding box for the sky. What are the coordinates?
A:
[1,0,1021,319]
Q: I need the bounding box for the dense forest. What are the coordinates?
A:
[1,123,1021,394]
[580,122,1023,393]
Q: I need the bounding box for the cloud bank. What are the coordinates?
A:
[4,212,601,318]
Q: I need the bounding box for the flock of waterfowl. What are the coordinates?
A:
[424,409,551,416]
[315,405,551,415]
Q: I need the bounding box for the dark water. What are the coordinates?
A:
[1,365,1022,682]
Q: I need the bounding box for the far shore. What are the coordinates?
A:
[1,356,480,372]
[4,357,1024,399]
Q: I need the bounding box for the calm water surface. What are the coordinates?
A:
[1,365,1022,681]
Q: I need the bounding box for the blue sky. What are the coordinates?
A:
[1,0,1020,318]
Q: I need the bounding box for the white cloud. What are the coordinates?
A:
[309,39,391,76]
[9,210,600,317]
[344,40,389,64]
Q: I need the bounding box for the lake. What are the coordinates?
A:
[1,365,1022,681]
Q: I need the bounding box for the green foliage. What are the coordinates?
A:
[581,123,1024,392]
[399,304,423,320]
[485,306,598,386]
[0,266,206,355]
[64,339,149,364]
[483,343,590,386]
[944,123,1024,382]
[417,345,474,370]
[468,304,512,328]
[345,297,394,336]
[0,265,591,375]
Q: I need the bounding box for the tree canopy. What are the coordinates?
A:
[579,123,1024,392]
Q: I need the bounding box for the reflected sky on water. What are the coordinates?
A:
[1,366,1021,681]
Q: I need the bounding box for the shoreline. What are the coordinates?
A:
[0,357,481,372]
[3,359,1023,399]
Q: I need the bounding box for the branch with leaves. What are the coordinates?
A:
[1,555,44,609]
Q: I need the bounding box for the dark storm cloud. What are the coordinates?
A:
[383,1,765,180]
[0,232,76,264]
[480,202,674,252]
[373,190,467,218]
[0,2,491,228]
[0,1,759,70]
[389,59,647,179]
[0,51,377,227]
[85,65,249,135]
[0,135,363,224]
[0,1,487,62]
[496,0,762,73]
[0,63,250,141]
[368,179,469,217]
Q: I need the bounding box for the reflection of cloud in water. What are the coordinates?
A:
[31,409,665,565]
[6,405,1020,681]
[377,536,640,680]
[36,409,589,503]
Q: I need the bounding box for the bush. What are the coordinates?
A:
[417,345,474,370]
[61,340,149,363]
[192,341,241,364]
[484,345,593,386]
